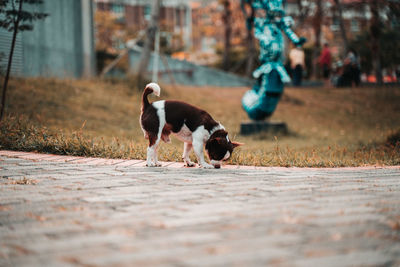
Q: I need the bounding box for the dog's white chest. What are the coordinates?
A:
[173,124,193,143]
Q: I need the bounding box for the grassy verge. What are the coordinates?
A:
[0,77,399,167]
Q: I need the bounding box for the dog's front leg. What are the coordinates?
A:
[153,144,162,167]
[154,138,163,167]
[182,142,195,167]
[193,136,214,169]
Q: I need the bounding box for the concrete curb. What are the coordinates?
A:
[1,150,399,171]
[0,150,266,170]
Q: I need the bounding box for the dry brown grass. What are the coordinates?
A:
[1,76,399,167]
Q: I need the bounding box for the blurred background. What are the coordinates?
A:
[1,0,399,85]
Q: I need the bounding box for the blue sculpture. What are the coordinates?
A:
[241,0,306,120]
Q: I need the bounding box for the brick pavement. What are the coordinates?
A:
[0,150,400,266]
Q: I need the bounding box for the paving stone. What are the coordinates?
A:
[0,152,399,266]
[114,160,145,167]
[294,250,392,267]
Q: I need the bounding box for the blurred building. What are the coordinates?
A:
[94,0,192,51]
[190,0,381,64]
[94,0,399,76]
[188,0,246,64]
[193,0,396,59]
[0,0,96,78]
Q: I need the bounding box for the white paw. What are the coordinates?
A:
[200,163,215,169]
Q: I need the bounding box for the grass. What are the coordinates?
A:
[0,76,399,167]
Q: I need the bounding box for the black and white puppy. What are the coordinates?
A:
[140,83,242,168]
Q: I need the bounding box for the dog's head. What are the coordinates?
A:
[205,130,242,168]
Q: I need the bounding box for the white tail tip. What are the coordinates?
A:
[145,82,161,97]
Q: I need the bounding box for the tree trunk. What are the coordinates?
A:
[295,0,308,28]
[369,0,383,84]
[245,4,255,78]
[222,0,232,71]
[333,0,349,54]
[135,0,161,86]
[312,0,323,79]
[1,0,23,121]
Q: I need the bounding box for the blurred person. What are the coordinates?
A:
[289,45,305,86]
[330,60,343,87]
[319,43,332,87]
[346,49,361,87]
[336,57,353,87]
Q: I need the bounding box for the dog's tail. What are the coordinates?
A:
[142,82,161,111]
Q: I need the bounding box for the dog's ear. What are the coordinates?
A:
[231,141,244,148]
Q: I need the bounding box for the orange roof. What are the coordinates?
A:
[191,2,201,9]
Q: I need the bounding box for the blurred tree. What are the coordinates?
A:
[94,10,128,75]
[387,0,400,25]
[295,0,311,28]
[135,0,161,87]
[311,0,323,79]
[221,0,232,71]
[373,0,399,82]
[240,0,256,78]
[351,28,400,76]
[95,10,125,54]
[0,0,48,121]
[369,0,383,84]
[332,0,349,55]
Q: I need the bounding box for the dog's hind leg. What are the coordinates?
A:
[146,134,162,167]
[146,135,156,167]
[153,141,162,167]
[148,100,166,167]
[182,142,195,167]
